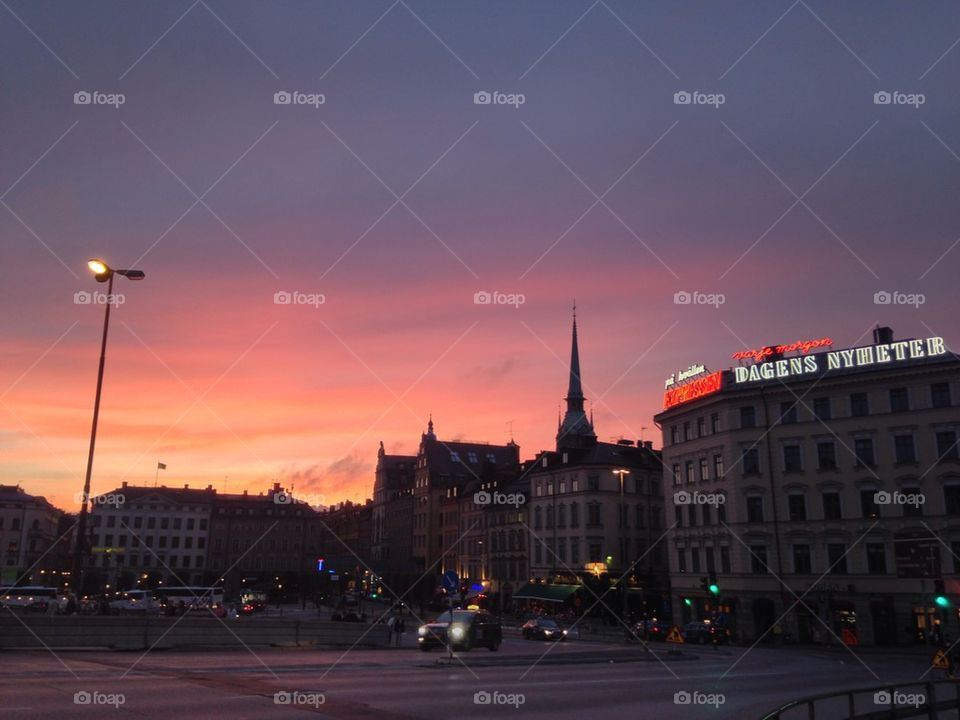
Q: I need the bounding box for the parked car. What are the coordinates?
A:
[418,609,502,651]
[521,617,568,641]
[681,621,713,644]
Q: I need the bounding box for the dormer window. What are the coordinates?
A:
[450,452,460,462]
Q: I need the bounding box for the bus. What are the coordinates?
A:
[0,586,61,611]
[155,586,224,610]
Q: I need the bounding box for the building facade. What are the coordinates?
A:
[525,313,669,617]
[656,327,960,646]
[0,485,66,586]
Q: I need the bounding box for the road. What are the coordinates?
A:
[0,634,943,719]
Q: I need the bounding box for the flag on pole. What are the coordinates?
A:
[157,462,167,470]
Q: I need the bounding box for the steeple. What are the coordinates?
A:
[425,415,436,440]
[557,305,596,450]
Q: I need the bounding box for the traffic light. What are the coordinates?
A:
[935,579,951,608]
[707,572,720,596]
[682,596,693,607]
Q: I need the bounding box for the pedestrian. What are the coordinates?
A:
[386,615,395,646]
[64,593,77,615]
[397,617,405,646]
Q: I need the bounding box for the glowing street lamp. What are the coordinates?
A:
[72,259,145,593]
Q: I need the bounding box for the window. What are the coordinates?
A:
[822,492,842,520]
[670,426,678,444]
[937,431,959,461]
[683,422,691,441]
[788,494,806,521]
[817,441,837,470]
[699,458,709,482]
[861,490,879,519]
[866,543,887,574]
[720,546,731,573]
[793,544,812,574]
[674,506,683,527]
[813,397,831,421]
[467,452,479,464]
[450,451,460,462]
[672,464,681,487]
[558,503,567,528]
[750,545,768,574]
[571,539,580,565]
[780,402,797,424]
[894,434,917,464]
[702,504,711,526]
[850,393,870,417]
[688,505,696,526]
[890,387,909,413]
[854,438,875,467]
[710,413,720,434]
[160,517,169,530]
[635,504,644,527]
[932,383,952,408]
[697,418,706,437]
[534,541,542,565]
[740,406,756,428]
[545,506,554,528]
[173,517,182,530]
[691,548,701,573]
[717,502,726,524]
[587,474,600,492]
[945,486,960,516]
[677,548,686,572]
[534,507,542,530]
[713,454,724,479]
[746,496,764,523]
[685,461,694,484]
[133,516,143,529]
[587,502,601,527]
[187,518,195,531]
[147,517,156,529]
[902,487,923,518]
[742,448,760,475]
[827,543,847,573]
[783,445,803,473]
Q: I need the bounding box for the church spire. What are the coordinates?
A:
[557,306,596,450]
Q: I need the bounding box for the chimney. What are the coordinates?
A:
[184,484,189,489]
[644,441,654,450]
[873,326,894,344]
[122,481,128,488]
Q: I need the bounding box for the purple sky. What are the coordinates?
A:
[1,0,958,510]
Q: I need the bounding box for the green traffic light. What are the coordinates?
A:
[708,583,720,595]
[683,597,692,606]
[935,595,950,608]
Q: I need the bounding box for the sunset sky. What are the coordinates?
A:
[2,1,958,512]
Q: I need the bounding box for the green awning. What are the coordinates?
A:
[511,583,580,603]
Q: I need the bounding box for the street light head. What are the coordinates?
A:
[117,269,145,280]
[87,259,111,280]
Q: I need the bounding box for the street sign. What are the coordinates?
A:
[666,625,685,644]
[894,529,940,579]
[932,649,950,670]
[441,570,459,591]
[841,628,858,646]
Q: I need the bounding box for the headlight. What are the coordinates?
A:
[544,630,554,636]
[450,625,465,639]
[418,626,428,637]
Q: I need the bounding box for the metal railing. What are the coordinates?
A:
[761,680,960,720]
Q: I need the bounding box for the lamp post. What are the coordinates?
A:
[72,259,145,594]
[612,468,630,621]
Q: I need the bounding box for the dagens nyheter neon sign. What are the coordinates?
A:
[663,371,723,409]
[733,336,947,384]
[732,338,833,362]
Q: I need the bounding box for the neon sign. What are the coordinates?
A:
[734,337,947,384]
[733,338,833,362]
[663,371,723,409]
[664,363,707,389]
